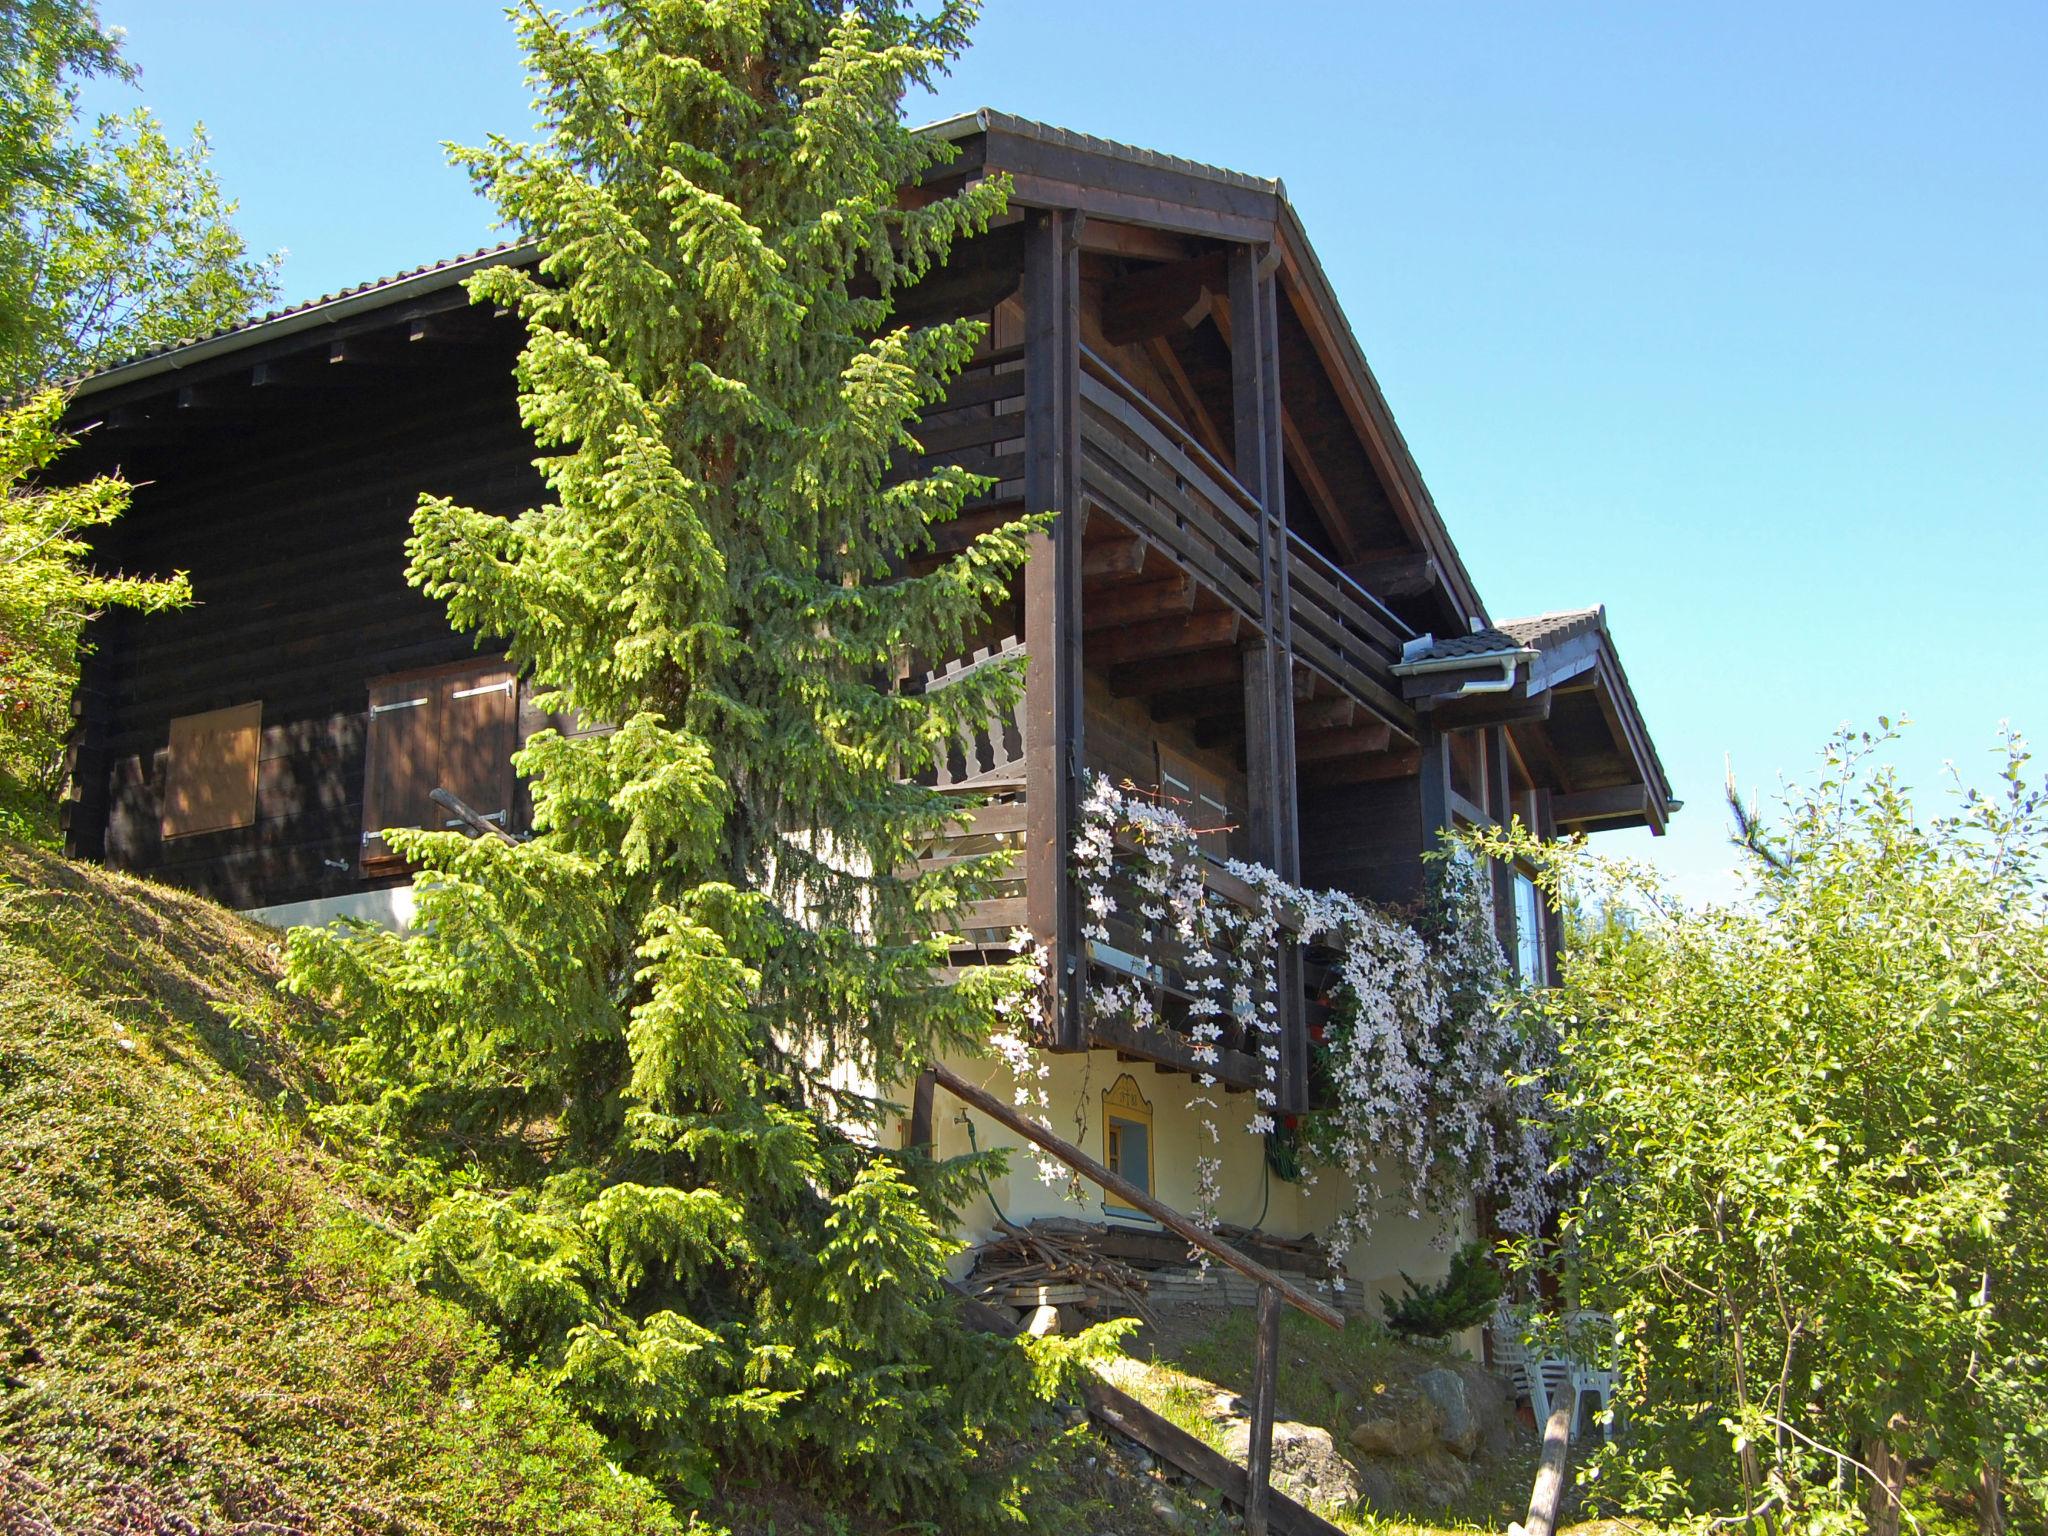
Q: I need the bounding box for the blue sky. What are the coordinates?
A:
[92,2,2046,901]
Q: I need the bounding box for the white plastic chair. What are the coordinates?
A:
[1564,1310,1618,1442]
[1525,1356,1576,1436]
[1490,1301,1533,1403]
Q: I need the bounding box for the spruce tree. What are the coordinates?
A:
[285,1,1071,1518]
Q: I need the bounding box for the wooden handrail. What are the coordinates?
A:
[928,1061,1344,1330]
[1285,527,1414,646]
[1080,345,1263,520]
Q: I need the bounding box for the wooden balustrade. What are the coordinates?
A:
[1070,349,1414,730]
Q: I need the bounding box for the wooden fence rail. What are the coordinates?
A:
[922,1061,1344,1536]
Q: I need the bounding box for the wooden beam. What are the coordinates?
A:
[249,356,336,391]
[1342,550,1440,600]
[892,221,1026,326]
[1081,573,1195,631]
[1424,689,1554,730]
[1108,646,1243,700]
[1144,333,1237,466]
[1279,410,1363,564]
[1088,608,1240,668]
[407,309,497,345]
[929,1062,1344,1329]
[1292,696,1357,732]
[1552,784,1650,824]
[1294,723,1393,763]
[1076,221,1201,262]
[1298,746,1421,790]
[1100,251,1228,346]
[1081,533,1147,578]
[1023,207,1086,1052]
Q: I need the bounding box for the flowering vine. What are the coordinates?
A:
[1072,774,1557,1281]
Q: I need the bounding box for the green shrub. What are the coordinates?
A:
[1380,1242,1504,1340]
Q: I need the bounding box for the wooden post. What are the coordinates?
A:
[1418,724,1453,875]
[1532,787,1562,985]
[1512,1395,1573,1536]
[907,1067,936,1153]
[1244,1281,1285,1536]
[1229,244,1305,1115]
[1022,208,1086,1052]
[1483,726,1516,949]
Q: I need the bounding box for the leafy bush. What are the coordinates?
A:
[1380,1241,1505,1340]
[1479,723,2048,1533]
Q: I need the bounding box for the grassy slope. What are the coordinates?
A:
[0,845,686,1534]
[0,847,1215,1536]
[0,844,1651,1536]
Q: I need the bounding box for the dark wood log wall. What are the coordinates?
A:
[65,352,542,911]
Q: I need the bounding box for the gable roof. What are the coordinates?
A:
[67,108,1487,619]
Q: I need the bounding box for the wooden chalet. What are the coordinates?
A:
[56,111,1673,1257]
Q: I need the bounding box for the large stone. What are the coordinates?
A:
[1417,1366,1478,1458]
[1222,1419,1362,1507]
[1457,1362,1519,1459]
[1347,1400,1437,1459]
[1025,1303,1062,1337]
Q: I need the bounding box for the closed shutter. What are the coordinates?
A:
[162,702,263,838]
[362,658,516,868]
[437,665,516,829]
[363,677,438,864]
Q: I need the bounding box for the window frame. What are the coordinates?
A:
[1102,1071,1156,1219]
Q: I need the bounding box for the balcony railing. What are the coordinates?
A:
[1073,347,1416,729]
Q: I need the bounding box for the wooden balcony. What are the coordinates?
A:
[907,327,1424,1112]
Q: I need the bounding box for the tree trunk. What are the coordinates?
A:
[1976,1462,2006,1536]
[1862,1437,1905,1536]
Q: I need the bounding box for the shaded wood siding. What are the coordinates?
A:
[1081,676,1249,862]
[1296,777,1425,909]
[68,362,542,910]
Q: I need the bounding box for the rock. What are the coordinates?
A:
[1457,1362,1518,1459]
[1418,1451,1473,1505]
[1056,1303,1088,1335]
[1025,1303,1062,1337]
[1347,1400,1437,1459]
[1417,1366,1478,1458]
[1147,1492,1185,1529]
[1221,1420,1361,1506]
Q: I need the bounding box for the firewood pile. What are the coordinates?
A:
[968,1218,1157,1323]
[966,1216,1368,1322]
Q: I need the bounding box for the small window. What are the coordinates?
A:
[362,658,516,869]
[1513,871,1545,985]
[162,702,263,838]
[1103,1072,1155,1212]
[1156,742,1231,857]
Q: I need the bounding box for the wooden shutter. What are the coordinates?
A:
[436,664,516,830]
[162,702,263,838]
[362,676,439,864]
[362,657,520,868]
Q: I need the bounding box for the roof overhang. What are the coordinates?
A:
[1402,609,1676,835]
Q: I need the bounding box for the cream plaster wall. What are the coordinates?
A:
[918,1047,1473,1319]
